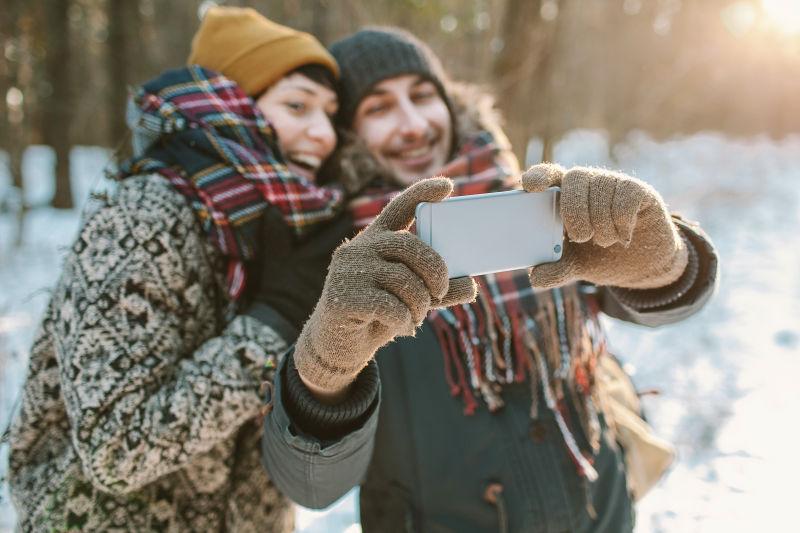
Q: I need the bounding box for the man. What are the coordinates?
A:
[261,28,718,532]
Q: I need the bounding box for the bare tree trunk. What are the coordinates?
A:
[152,0,196,75]
[5,128,26,247]
[534,1,570,164]
[1,0,31,246]
[43,0,73,209]
[309,0,331,44]
[491,0,545,162]
[107,0,141,147]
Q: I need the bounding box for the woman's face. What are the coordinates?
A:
[256,73,338,182]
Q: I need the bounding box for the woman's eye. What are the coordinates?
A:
[286,102,306,113]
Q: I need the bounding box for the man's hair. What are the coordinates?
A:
[328,27,453,129]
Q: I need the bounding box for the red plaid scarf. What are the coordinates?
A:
[118,66,344,299]
[348,132,515,228]
[351,133,606,480]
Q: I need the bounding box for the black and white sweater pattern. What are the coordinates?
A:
[8,174,293,532]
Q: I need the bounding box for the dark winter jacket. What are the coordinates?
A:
[263,253,715,533]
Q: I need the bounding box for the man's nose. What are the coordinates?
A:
[397,100,427,138]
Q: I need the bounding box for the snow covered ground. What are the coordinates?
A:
[1,132,798,532]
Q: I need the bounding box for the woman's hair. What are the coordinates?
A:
[288,63,337,92]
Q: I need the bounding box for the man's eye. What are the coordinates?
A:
[412,91,436,103]
[364,102,389,115]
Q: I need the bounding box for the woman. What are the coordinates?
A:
[7,7,350,531]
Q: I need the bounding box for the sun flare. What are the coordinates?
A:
[762,0,800,35]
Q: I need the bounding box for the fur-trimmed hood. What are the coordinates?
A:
[318,82,519,195]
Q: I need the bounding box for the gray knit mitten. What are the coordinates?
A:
[522,163,688,290]
[295,177,478,393]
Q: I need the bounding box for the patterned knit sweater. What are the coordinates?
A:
[8,174,293,532]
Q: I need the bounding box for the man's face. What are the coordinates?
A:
[353,74,452,186]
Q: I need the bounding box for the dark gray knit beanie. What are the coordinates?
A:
[329,27,454,128]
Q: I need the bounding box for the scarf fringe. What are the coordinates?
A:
[346,130,606,481]
[431,280,606,481]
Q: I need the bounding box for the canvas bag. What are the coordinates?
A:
[596,354,676,501]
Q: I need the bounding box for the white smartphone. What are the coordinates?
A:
[415,189,563,278]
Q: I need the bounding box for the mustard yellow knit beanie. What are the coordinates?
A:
[187,6,339,96]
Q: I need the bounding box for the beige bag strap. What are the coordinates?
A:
[597,355,676,501]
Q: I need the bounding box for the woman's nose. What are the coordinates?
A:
[306,112,336,147]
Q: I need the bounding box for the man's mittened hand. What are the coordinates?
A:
[521,163,688,290]
[294,177,477,394]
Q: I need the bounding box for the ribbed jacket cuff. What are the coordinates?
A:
[283,351,380,441]
[608,228,699,310]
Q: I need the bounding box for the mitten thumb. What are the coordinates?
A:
[521,163,565,192]
[528,245,581,289]
[432,277,478,308]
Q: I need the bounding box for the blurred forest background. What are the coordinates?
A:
[1,0,799,212]
[2,4,800,530]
